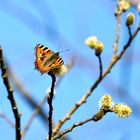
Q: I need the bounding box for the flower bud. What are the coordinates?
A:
[112,104,132,118]
[137,3,140,14]
[99,94,113,110]
[85,36,97,49]
[126,13,135,26]
[119,0,130,11]
[95,41,104,56]
[115,6,122,16]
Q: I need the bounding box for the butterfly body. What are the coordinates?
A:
[34,44,64,74]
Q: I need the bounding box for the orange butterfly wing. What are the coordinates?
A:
[49,54,64,69]
[34,44,64,74]
[35,44,53,58]
[34,44,53,74]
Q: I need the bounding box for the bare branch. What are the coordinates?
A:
[47,73,56,140]
[113,15,121,56]
[0,47,21,140]
[53,109,111,139]
[97,55,103,79]
[0,111,15,128]
[127,25,132,38]
[22,94,48,137]
[8,68,49,126]
[52,23,140,137]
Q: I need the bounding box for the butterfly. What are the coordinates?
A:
[34,44,64,75]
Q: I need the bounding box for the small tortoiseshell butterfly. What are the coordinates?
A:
[34,44,64,74]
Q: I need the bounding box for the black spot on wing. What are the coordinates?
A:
[57,58,64,65]
[37,44,44,48]
[46,49,51,53]
[57,58,62,62]
[42,53,45,56]
[43,47,48,50]
[40,56,46,61]
[60,60,64,64]
[48,64,52,67]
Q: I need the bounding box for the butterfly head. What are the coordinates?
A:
[54,52,60,56]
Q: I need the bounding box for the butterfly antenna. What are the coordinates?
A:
[60,49,69,53]
[57,42,62,51]
[57,42,69,53]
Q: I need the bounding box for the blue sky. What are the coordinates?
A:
[0,0,140,140]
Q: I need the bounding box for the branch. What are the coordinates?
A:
[97,55,103,79]
[23,94,48,137]
[117,24,140,59]
[47,73,56,140]
[113,15,121,56]
[8,67,49,126]
[53,109,110,139]
[127,25,132,37]
[52,23,140,137]
[0,47,21,140]
[0,111,15,128]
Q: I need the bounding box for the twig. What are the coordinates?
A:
[47,73,56,140]
[113,15,121,56]
[22,94,48,137]
[117,24,140,59]
[127,25,132,37]
[53,109,111,139]
[52,24,140,137]
[0,111,15,128]
[8,67,49,126]
[97,55,103,79]
[0,47,21,140]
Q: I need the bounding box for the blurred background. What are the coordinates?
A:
[0,0,140,140]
